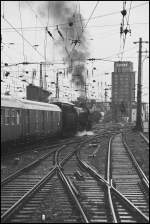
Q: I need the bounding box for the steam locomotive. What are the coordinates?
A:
[1,96,91,148]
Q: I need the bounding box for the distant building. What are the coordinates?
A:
[111,61,135,122]
[26,84,51,102]
[131,102,149,122]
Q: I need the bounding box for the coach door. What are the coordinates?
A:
[41,111,45,131]
[22,109,30,136]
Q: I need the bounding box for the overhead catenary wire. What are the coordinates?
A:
[18,1,26,62]
[1,22,149,33]
[2,45,138,70]
[68,1,100,59]
[34,15,38,48]
[1,2,148,80]
[122,1,132,57]
[0,25,139,64]
[2,1,5,18]
[23,1,148,29]
[26,1,54,42]
[84,1,100,29]
[2,16,46,61]
[79,1,83,32]
[126,1,132,27]
[25,1,45,28]
[119,1,132,61]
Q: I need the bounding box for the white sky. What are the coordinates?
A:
[1,1,149,102]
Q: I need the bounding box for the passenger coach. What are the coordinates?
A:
[1,96,62,145]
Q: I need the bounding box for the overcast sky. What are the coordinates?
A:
[1,1,149,102]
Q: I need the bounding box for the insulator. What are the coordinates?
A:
[121,9,127,17]
[124,28,129,35]
[120,27,123,34]
[5,71,10,77]
[69,22,73,27]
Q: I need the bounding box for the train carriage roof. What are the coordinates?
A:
[1,96,23,109]
[1,96,61,112]
[51,100,75,106]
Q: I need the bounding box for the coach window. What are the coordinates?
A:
[47,111,49,121]
[16,110,20,125]
[11,109,16,125]
[51,111,53,128]
[1,109,4,125]
[5,109,10,125]
[36,110,39,128]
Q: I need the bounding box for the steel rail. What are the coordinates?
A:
[58,167,89,223]
[1,166,57,223]
[76,148,149,223]
[76,148,117,223]
[140,132,149,144]
[1,145,66,223]
[1,148,56,186]
[59,138,97,167]
[2,139,79,186]
[106,135,118,223]
[1,139,89,223]
[55,141,90,223]
[122,133,149,187]
[111,132,149,222]
[111,185,149,222]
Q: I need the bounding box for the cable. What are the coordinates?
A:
[120,1,133,61]
[84,1,100,29]
[25,1,45,27]
[2,22,149,33]
[68,1,100,59]
[101,46,137,60]
[2,16,46,60]
[2,1,5,18]
[18,1,26,61]
[122,1,132,60]
[126,1,132,26]
[44,2,51,88]
[79,1,83,31]
[91,2,148,21]
[34,15,38,48]
[2,45,137,69]
[2,45,138,70]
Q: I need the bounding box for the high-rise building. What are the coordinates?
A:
[111,61,135,122]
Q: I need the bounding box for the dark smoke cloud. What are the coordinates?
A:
[37,1,90,89]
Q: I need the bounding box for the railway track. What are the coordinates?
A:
[1,136,96,223]
[61,131,149,223]
[1,137,83,181]
[1,128,149,223]
[62,153,110,222]
[110,133,149,222]
[1,140,80,223]
[139,132,149,145]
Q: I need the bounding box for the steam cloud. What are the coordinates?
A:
[37,1,90,89]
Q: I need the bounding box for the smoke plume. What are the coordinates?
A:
[37,1,90,89]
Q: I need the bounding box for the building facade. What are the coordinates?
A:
[111,61,135,122]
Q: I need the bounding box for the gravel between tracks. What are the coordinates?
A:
[1,147,55,180]
[125,130,149,178]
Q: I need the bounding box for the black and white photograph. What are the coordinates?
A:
[1,1,149,223]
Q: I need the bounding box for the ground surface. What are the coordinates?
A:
[125,130,149,178]
[1,123,149,181]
